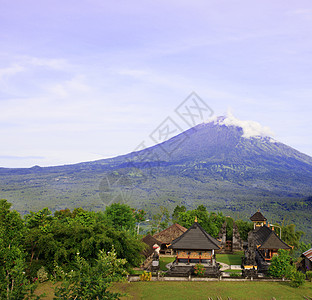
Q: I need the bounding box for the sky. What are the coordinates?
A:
[0,0,312,168]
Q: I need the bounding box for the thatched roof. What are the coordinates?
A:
[168,222,221,250]
[153,223,187,244]
[142,234,160,258]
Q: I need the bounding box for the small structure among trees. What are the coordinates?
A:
[167,219,221,277]
[300,247,312,273]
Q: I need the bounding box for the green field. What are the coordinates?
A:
[117,281,312,300]
[216,252,244,265]
[36,280,312,299]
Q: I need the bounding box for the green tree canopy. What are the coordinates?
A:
[104,203,136,231]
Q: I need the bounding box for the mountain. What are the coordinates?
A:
[0,116,312,239]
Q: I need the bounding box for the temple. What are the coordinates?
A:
[243,211,291,275]
[167,220,221,277]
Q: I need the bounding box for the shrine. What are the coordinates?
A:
[167,219,221,277]
[244,211,291,274]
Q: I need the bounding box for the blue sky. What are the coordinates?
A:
[1,0,312,167]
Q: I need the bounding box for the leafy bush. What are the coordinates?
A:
[268,250,292,278]
[37,266,49,283]
[140,271,152,281]
[306,270,312,282]
[289,271,305,288]
[284,265,305,288]
[54,248,127,299]
[194,264,205,277]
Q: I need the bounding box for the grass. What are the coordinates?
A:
[36,280,312,299]
[223,269,242,273]
[33,281,57,299]
[116,281,312,300]
[216,252,244,265]
[159,256,175,271]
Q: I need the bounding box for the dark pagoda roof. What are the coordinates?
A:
[253,225,291,250]
[168,222,221,250]
[250,211,267,222]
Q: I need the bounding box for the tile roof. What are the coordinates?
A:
[253,225,291,250]
[302,248,312,262]
[153,223,187,244]
[168,222,221,250]
[250,211,267,222]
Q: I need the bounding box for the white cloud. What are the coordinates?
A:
[212,110,274,139]
[0,64,24,80]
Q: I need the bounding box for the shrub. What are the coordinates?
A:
[268,249,292,278]
[194,264,205,277]
[140,271,152,281]
[290,271,305,288]
[306,270,312,282]
[54,248,127,299]
[285,265,305,288]
[37,266,49,283]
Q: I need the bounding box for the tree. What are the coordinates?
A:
[0,199,40,299]
[150,206,170,234]
[235,219,254,241]
[171,205,186,224]
[54,248,128,299]
[24,208,55,270]
[105,203,136,231]
[280,224,304,251]
[133,209,146,223]
[24,207,145,273]
[268,249,292,278]
[177,207,225,238]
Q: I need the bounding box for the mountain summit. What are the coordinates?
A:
[123,115,312,172]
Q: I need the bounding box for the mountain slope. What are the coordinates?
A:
[0,116,312,240]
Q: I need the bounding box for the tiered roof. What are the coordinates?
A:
[253,225,291,250]
[250,211,267,222]
[168,222,221,250]
[153,223,187,244]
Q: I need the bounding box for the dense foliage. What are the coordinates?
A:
[0,200,146,298]
[0,199,39,299]
[268,249,292,278]
[54,248,127,299]
[173,204,252,240]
